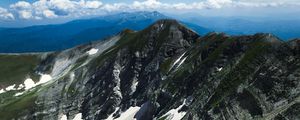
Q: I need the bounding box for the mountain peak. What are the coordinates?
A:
[144,19,199,40]
[119,28,135,35]
[155,19,179,24]
[148,19,197,32]
[254,33,283,44]
[288,38,300,50]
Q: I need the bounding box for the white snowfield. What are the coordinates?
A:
[160,99,187,120]
[0,84,17,94]
[87,48,99,55]
[23,74,52,90]
[106,107,120,120]
[217,67,223,72]
[73,113,83,120]
[106,106,141,120]
[176,57,187,70]
[24,78,35,90]
[170,52,187,72]
[115,106,140,120]
[60,114,67,120]
[17,84,24,90]
[0,89,5,94]
[5,84,16,91]
[14,92,24,96]
[0,74,53,96]
[38,74,52,84]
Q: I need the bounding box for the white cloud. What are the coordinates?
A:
[85,1,103,9]
[4,0,300,20]
[9,0,104,19]
[205,0,233,9]
[10,1,32,10]
[102,3,126,12]
[132,0,164,10]
[0,7,14,20]
[18,10,33,19]
[43,9,57,18]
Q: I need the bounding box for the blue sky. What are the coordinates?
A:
[0,0,299,27]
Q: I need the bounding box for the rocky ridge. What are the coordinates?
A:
[0,19,299,120]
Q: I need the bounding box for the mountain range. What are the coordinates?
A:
[0,11,210,53]
[0,19,299,120]
[178,15,300,40]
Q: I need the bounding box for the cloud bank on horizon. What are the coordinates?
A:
[0,0,299,20]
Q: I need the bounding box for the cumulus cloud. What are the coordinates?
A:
[43,9,57,18]
[132,0,165,10]
[18,10,33,19]
[9,0,103,19]
[3,0,300,20]
[10,1,32,9]
[0,7,14,20]
[85,0,103,9]
[0,8,15,20]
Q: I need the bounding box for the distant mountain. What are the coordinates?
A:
[178,16,300,40]
[0,19,299,120]
[0,11,210,53]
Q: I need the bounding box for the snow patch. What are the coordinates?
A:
[70,72,75,81]
[130,80,139,95]
[24,78,35,90]
[134,82,139,88]
[87,48,99,55]
[37,74,52,84]
[170,52,187,71]
[61,114,67,120]
[217,67,223,72]
[115,106,141,120]
[160,99,187,120]
[73,113,83,120]
[0,89,5,94]
[106,107,120,120]
[14,92,24,96]
[172,52,186,67]
[175,57,187,70]
[24,75,52,90]
[5,84,16,91]
[17,84,24,90]
[135,51,140,58]
[0,75,53,94]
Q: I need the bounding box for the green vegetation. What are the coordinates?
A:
[160,58,173,74]
[66,76,79,97]
[163,37,232,94]
[205,41,270,109]
[0,54,41,87]
[158,115,169,120]
[91,23,171,69]
[0,90,38,120]
[71,55,88,71]
[0,90,22,105]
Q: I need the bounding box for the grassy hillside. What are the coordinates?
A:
[0,54,41,88]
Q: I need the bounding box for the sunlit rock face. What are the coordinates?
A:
[0,20,299,120]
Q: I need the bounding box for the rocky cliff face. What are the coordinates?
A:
[0,19,299,120]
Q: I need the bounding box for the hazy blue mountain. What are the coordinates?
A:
[0,11,210,53]
[177,15,300,40]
